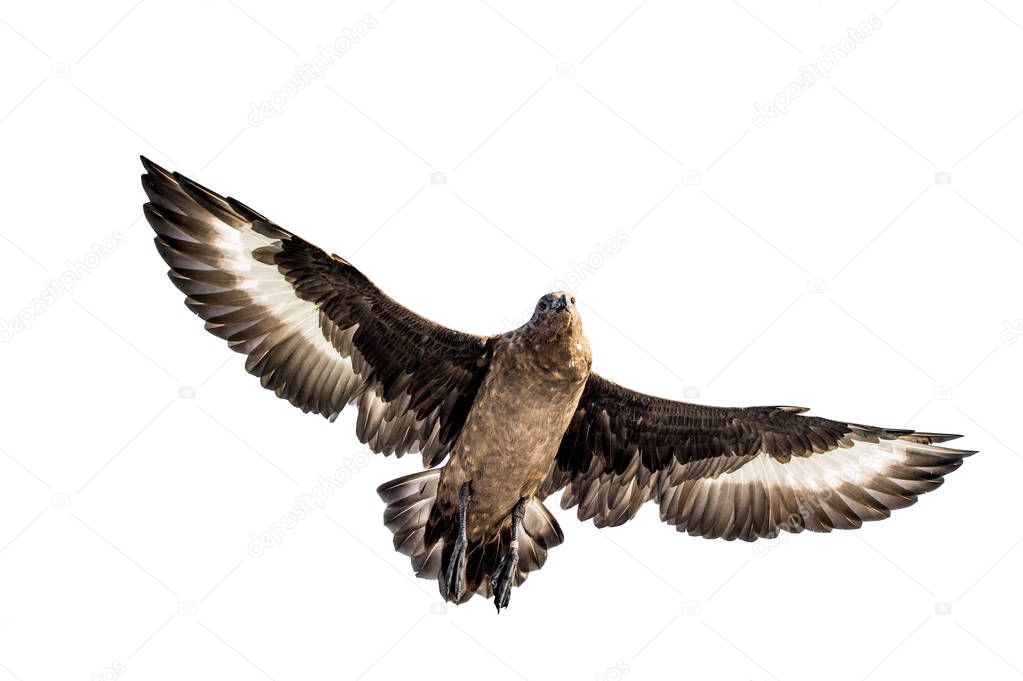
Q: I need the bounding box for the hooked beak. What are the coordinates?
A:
[551,294,569,311]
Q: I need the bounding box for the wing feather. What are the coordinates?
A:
[543,373,974,541]
[142,157,492,464]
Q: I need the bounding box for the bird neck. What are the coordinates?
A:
[516,316,591,383]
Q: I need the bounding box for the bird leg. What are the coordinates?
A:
[491,497,526,612]
[445,481,472,601]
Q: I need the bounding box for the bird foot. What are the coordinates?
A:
[446,533,467,600]
[445,481,472,601]
[490,543,518,612]
[491,497,526,613]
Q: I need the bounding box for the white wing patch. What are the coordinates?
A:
[211,221,360,410]
[655,436,971,541]
[145,161,464,463]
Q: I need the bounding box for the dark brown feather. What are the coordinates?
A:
[543,372,974,540]
[141,156,493,464]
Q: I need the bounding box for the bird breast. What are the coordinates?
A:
[440,328,590,534]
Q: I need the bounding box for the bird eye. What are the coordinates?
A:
[538,301,548,311]
[570,297,575,304]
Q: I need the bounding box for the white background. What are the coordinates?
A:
[1,1,1020,680]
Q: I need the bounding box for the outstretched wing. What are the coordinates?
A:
[543,373,974,540]
[142,157,492,466]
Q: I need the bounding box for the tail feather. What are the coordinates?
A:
[377,470,564,603]
[377,469,444,569]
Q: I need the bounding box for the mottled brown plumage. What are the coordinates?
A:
[141,157,975,610]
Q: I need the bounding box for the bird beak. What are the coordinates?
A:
[552,295,569,311]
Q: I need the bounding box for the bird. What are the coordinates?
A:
[140,156,975,612]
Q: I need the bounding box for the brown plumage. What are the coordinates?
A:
[141,157,975,611]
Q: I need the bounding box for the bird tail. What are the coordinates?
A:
[377,470,564,604]
[377,469,447,579]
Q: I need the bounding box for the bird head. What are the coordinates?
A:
[525,291,590,375]
[532,291,576,321]
[529,290,585,337]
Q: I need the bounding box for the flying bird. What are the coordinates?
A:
[140,157,974,611]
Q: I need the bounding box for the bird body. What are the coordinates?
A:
[140,157,974,612]
[440,301,591,540]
